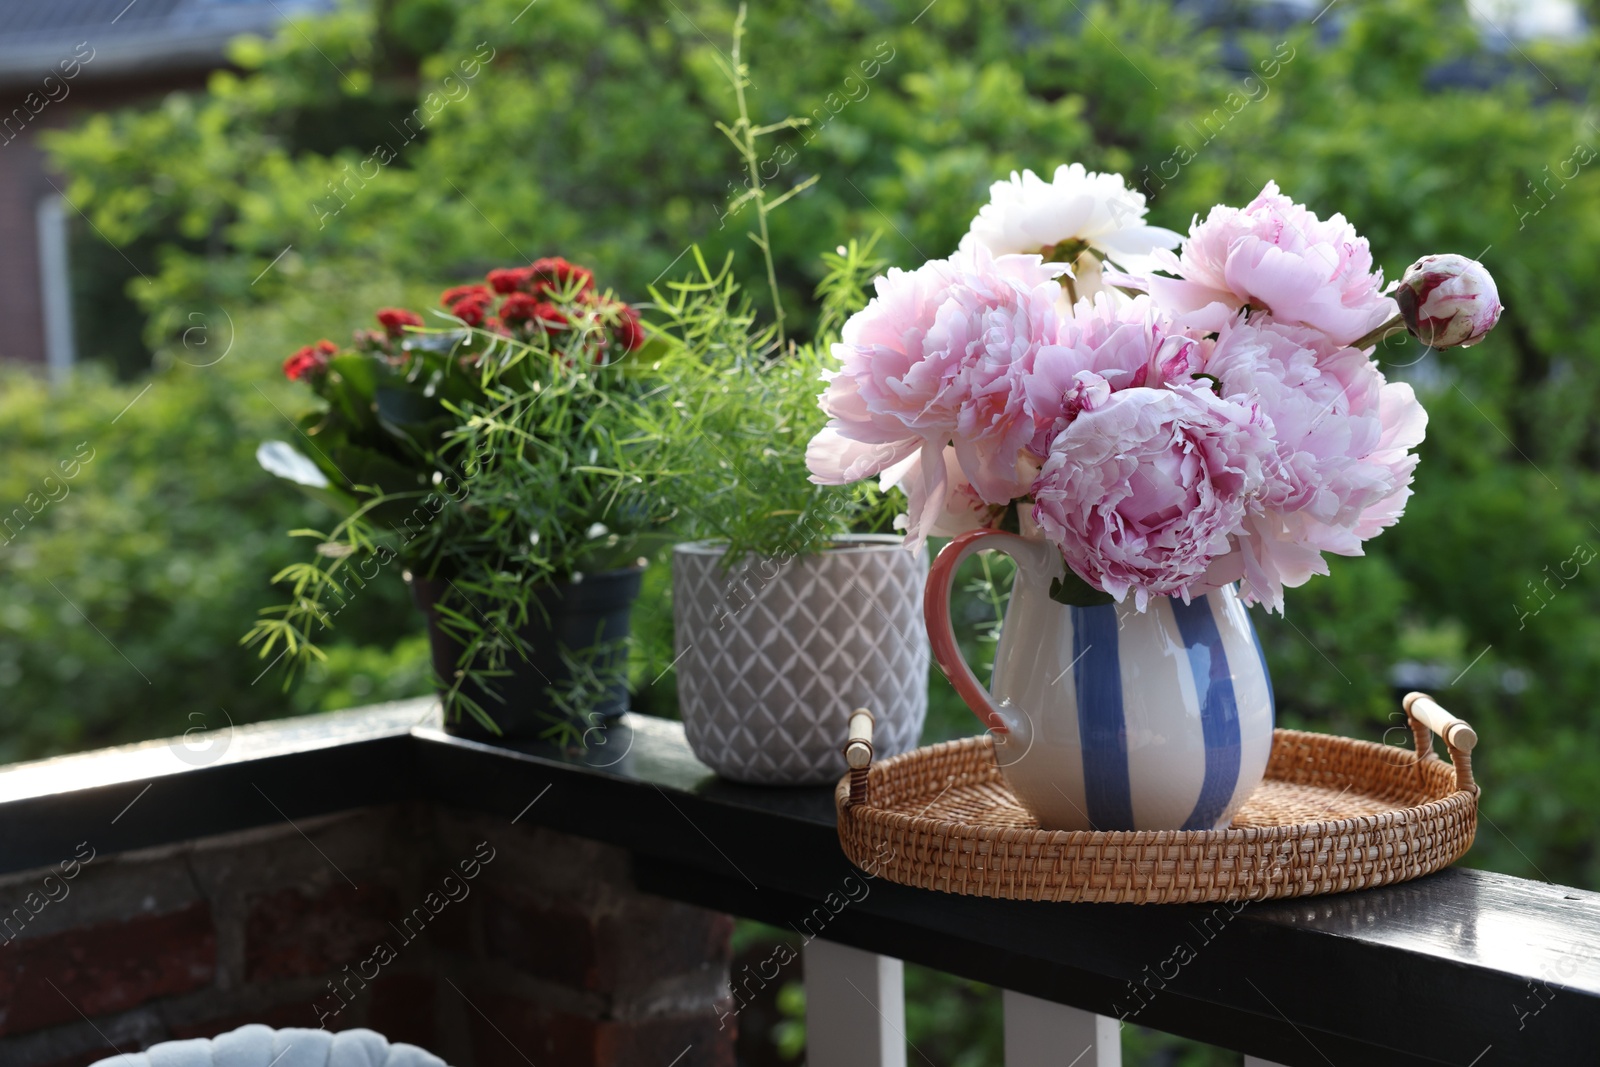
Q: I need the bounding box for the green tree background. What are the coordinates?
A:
[4,0,1598,1060]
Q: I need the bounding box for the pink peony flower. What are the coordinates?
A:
[1395,253,1502,348]
[879,445,1010,539]
[1025,294,1205,453]
[1030,384,1273,609]
[1115,181,1398,347]
[806,247,1070,541]
[1203,318,1427,609]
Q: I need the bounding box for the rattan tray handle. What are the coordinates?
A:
[1404,691,1479,792]
[844,708,874,807]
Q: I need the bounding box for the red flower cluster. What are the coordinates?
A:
[283,260,645,387]
[376,307,424,336]
[501,292,568,328]
[486,268,528,294]
[283,339,337,382]
[528,257,594,295]
[612,305,644,351]
[441,284,491,307]
[437,260,643,354]
[481,258,597,298]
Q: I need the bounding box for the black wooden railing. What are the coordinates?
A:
[0,700,1595,1066]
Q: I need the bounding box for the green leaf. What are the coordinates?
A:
[374,385,449,448]
[277,474,364,520]
[404,329,470,355]
[1049,570,1116,607]
[322,353,391,435]
[327,353,385,397]
[327,442,427,500]
[607,335,671,376]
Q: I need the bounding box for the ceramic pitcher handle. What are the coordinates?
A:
[925,528,1036,734]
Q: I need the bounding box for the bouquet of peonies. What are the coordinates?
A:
[806,165,1502,611]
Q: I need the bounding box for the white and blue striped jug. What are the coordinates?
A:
[927,529,1275,832]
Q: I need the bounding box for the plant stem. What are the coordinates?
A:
[729,5,786,344]
[978,552,1008,642]
[1352,312,1406,351]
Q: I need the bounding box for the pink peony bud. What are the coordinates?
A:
[1395,254,1502,349]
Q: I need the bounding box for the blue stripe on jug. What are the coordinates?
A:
[1071,604,1134,831]
[1171,596,1243,831]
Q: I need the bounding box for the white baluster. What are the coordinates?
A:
[803,939,907,1067]
[1003,989,1122,1067]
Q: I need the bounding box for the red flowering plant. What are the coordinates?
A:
[247,258,683,737]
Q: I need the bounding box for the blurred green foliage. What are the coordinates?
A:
[0,347,423,760]
[7,0,1600,1058]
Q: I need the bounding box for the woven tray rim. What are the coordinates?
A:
[839,728,1475,845]
[835,726,1479,902]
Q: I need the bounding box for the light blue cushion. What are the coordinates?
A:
[93,1026,446,1067]
[213,1025,276,1067]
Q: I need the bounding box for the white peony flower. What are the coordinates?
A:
[959,164,1182,301]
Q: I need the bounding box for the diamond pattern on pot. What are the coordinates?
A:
[673,538,929,785]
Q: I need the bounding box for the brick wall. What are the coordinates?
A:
[0,804,735,1067]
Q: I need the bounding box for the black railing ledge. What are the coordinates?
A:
[0,701,1596,1066]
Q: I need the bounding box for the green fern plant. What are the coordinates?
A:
[648,239,895,561]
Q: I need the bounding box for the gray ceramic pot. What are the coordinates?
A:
[672,535,929,785]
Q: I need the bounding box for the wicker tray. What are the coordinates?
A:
[835,692,1479,903]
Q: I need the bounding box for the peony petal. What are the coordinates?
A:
[806,426,919,485]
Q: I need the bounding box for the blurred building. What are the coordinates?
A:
[0,0,331,380]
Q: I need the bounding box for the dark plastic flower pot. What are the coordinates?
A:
[410,568,643,742]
